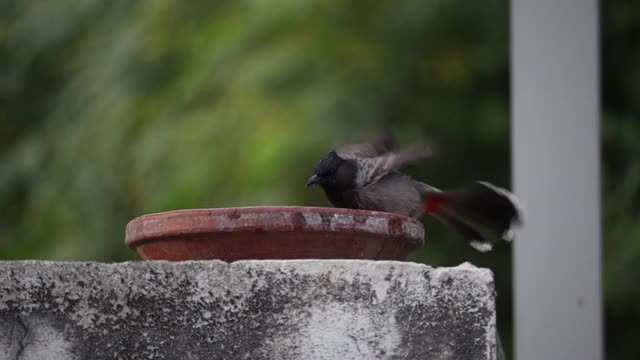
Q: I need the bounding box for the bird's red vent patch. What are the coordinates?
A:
[424,193,448,214]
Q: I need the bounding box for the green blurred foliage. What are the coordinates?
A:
[0,0,637,358]
[602,1,640,358]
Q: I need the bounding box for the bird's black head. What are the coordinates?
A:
[306,151,357,190]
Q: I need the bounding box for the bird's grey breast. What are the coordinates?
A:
[357,173,424,217]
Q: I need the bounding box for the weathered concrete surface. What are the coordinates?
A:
[0,260,497,360]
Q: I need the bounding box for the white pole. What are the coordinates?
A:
[511,0,602,359]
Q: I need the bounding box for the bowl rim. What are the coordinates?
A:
[125,206,424,250]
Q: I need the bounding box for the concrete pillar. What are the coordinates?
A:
[0,260,497,360]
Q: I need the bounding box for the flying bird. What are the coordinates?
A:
[306,132,524,252]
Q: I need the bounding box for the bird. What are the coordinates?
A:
[306,132,524,252]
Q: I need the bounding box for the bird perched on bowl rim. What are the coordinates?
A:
[306,131,524,252]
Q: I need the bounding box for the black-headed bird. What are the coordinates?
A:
[306,132,524,252]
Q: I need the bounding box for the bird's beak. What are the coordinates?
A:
[306,174,322,187]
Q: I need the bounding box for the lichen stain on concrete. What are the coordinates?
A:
[261,302,401,360]
[0,315,75,360]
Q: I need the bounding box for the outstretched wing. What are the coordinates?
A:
[355,142,433,186]
[336,130,396,159]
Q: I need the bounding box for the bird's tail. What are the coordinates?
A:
[421,181,525,252]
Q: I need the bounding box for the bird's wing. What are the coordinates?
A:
[336,131,395,159]
[356,142,433,186]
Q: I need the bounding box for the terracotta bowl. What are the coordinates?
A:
[125,206,425,262]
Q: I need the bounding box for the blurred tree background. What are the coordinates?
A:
[0,0,637,358]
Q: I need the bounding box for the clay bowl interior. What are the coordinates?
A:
[125,206,425,262]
